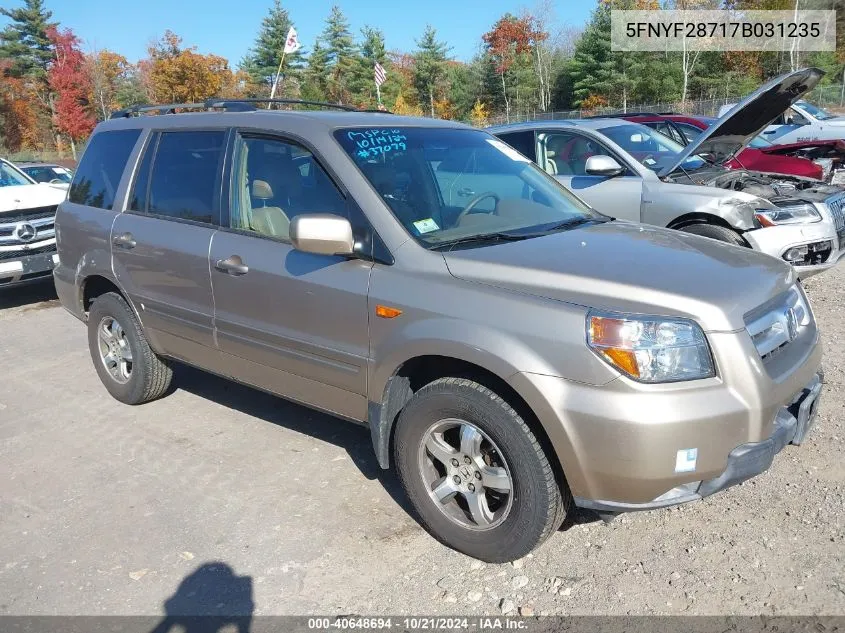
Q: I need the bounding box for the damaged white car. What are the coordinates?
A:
[490,68,844,278]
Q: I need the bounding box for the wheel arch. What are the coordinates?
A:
[368,353,570,496]
[78,273,161,352]
[667,211,740,231]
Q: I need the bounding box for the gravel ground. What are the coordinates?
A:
[0,270,843,617]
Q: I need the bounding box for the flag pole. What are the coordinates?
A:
[268,51,287,109]
[376,82,382,108]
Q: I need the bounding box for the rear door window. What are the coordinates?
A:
[496,131,536,161]
[69,129,141,209]
[137,130,226,225]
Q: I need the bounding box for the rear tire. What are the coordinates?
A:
[87,292,172,405]
[678,222,747,247]
[394,377,570,562]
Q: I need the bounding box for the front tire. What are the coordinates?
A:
[394,378,570,562]
[87,292,172,405]
[678,222,747,247]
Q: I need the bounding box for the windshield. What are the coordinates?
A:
[22,164,72,183]
[748,135,773,149]
[0,160,34,187]
[334,127,601,248]
[797,101,835,120]
[596,123,707,172]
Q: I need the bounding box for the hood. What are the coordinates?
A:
[0,183,67,212]
[443,221,793,332]
[659,68,824,178]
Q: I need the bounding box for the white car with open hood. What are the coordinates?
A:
[719,99,845,145]
[490,68,845,278]
[0,157,67,288]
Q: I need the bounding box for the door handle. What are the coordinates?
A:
[214,255,249,276]
[763,130,776,134]
[457,187,476,197]
[112,232,136,249]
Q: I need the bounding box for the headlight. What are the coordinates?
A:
[587,311,715,383]
[755,203,821,226]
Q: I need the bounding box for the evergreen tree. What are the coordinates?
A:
[0,0,56,79]
[568,3,615,107]
[348,27,389,107]
[242,0,304,95]
[300,38,329,102]
[321,5,356,103]
[413,25,450,117]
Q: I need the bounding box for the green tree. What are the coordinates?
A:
[321,5,356,103]
[0,0,56,79]
[348,26,390,107]
[568,3,618,107]
[300,38,329,102]
[413,25,450,117]
[242,0,304,96]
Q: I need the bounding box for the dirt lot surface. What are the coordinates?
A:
[0,271,843,617]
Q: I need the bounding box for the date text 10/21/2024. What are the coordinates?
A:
[306,617,530,630]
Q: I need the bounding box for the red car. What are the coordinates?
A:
[618,113,842,181]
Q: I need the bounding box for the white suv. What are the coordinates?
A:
[0,158,67,288]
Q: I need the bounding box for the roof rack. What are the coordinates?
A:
[111,98,393,119]
[110,103,205,118]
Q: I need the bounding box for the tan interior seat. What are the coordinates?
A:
[249,179,290,239]
[544,150,558,175]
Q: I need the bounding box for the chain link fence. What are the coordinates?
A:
[485,83,845,127]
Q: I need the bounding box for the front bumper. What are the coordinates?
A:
[509,321,822,509]
[575,372,823,513]
[744,218,842,279]
[0,249,59,288]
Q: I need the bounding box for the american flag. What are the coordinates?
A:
[374,62,387,87]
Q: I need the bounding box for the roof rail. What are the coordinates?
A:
[110,103,206,119]
[205,98,360,112]
[111,98,393,119]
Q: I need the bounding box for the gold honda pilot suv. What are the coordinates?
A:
[54,99,823,562]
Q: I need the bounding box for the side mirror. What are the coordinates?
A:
[585,155,625,177]
[290,214,355,256]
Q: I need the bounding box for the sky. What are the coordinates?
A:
[10,0,594,66]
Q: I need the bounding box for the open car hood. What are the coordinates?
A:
[659,68,824,178]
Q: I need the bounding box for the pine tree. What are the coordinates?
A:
[300,38,329,102]
[348,27,388,107]
[0,0,57,79]
[321,5,356,103]
[413,25,450,117]
[243,0,304,95]
[568,3,614,107]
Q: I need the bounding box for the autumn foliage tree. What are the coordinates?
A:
[0,60,39,150]
[144,31,237,104]
[87,49,131,119]
[482,15,543,122]
[47,26,95,158]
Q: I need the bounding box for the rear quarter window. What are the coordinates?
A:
[69,129,141,209]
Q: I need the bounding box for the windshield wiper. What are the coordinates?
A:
[529,216,608,234]
[428,232,532,251]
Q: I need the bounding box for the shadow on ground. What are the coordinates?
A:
[172,363,412,514]
[0,279,58,311]
[173,363,600,534]
[150,561,254,633]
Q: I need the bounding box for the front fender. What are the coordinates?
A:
[644,181,759,230]
[369,317,559,404]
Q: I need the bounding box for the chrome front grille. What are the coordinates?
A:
[745,286,812,361]
[827,192,845,232]
[0,207,57,253]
